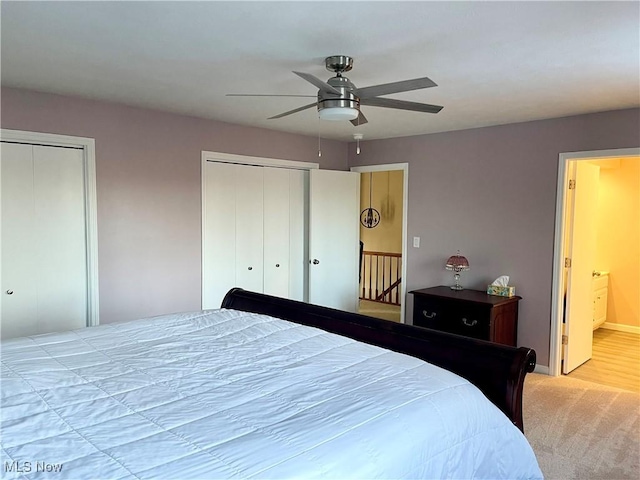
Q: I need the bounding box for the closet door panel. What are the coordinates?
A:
[288,170,307,302]
[235,165,264,294]
[263,167,290,298]
[33,146,87,333]
[203,162,237,309]
[1,143,38,339]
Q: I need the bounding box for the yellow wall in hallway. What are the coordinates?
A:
[359,170,403,254]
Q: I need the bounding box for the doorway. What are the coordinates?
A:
[350,163,408,324]
[550,148,640,385]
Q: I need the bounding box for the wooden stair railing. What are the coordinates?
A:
[360,250,402,305]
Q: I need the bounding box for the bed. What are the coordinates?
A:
[1,288,542,479]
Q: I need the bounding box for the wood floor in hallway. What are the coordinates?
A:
[568,329,640,393]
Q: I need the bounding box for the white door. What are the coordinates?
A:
[563,161,600,373]
[309,169,360,311]
[203,162,264,307]
[202,162,237,308]
[262,167,306,301]
[1,143,87,339]
[2,143,38,337]
[288,169,307,302]
[263,167,290,298]
[235,165,264,294]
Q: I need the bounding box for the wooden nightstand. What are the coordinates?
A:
[409,286,521,346]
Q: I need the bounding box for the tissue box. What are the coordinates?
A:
[487,285,516,297]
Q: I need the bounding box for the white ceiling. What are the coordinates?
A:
[1,1,638,141]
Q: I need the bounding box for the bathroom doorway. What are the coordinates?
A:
[550,148,639,392]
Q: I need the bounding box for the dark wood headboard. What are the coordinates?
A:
[221,288,536,432]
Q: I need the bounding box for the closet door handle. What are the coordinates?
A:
[312,259,320,265]
[6,290,13,295]
[275,264,280,268]
[247,266,253,271]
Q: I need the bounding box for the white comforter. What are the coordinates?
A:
[1,309,542,479]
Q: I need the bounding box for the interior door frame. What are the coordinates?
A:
[350,163,409,324]
[0,128,99,327]
[549,147,640,376]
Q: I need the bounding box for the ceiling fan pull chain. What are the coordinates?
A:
[317,115,322,157]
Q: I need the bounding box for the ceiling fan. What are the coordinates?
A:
[227,55,443,126]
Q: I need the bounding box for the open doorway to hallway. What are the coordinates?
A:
[351,164,408,324]
[550,149,639,392]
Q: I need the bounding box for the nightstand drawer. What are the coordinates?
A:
[413,297,446,330]
[447,307,490,340]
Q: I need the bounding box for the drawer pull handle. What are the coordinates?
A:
[422,310,436,319]
[462,318,478,327]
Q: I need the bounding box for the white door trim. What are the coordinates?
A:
[202,151,319,170]
[350,163,409,324]
[0,128,99,327]
[549,147,640,376]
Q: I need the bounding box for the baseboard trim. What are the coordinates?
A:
[534,364,550,375]
[600,322,640,334]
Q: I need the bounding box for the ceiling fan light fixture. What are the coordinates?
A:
[230,55,442,125]
[318,106,359,121]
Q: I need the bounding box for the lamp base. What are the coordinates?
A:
[450,272,464,290]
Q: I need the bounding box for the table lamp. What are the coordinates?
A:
[445,251,470,290]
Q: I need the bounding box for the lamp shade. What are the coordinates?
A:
[445,253,470,272]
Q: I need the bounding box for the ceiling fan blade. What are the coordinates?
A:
[293,71,341,95]
[350,111,368,126]
[355,77,437,99]
[360,97,443,114]
[268,101,318,120]
[226,94,316,98]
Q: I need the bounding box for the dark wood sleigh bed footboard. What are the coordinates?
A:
[221,288,536,432]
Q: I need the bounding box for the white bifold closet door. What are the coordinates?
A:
[202,161,305,309]
[1,142,87,339]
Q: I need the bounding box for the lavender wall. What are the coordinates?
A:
[1,87,348,323]
[3,86,638,366]
[348,109,640,366]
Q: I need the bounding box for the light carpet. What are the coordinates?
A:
[523,373,640,479]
